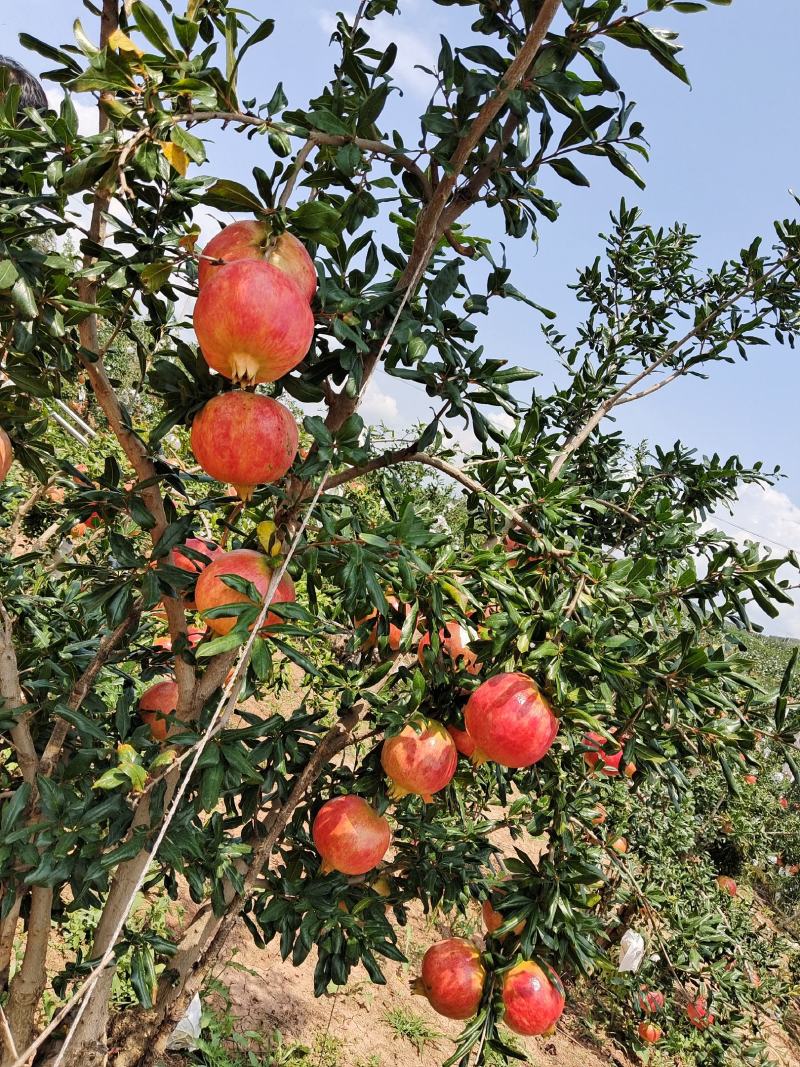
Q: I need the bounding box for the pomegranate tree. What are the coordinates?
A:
[190,392,299,501]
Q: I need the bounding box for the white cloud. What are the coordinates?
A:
[359,379,400,425]
[317,10,437,98]
[711,483,800,638]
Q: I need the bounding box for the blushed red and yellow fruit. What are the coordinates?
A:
[381,719,457,802]
[610,836,629,854]
[171,538,224,575]
[312,795,391,876]
[638,1021,662,1043]
[482,896,525,938]
[501,960,565,1036]
[418,621,479,675]
[412,938,486,1020]
[0,428,13,481]
[583,732,635,777]
[198,221,317,303]
[194,260,314,384]
[139,680,178,742]
[686,995,714,1030]
[638,988,665,1014]
[447,723,476,758]
[195,548,295,636]
[191,392,298,501]
[716,875,737,897]
[464,672,558,768]
[357,596,409,651]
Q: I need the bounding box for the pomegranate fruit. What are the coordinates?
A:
[686,995,714,1030]
[191,392,298,501]
[412,938,486,1020]
[195,548,295,636]
[482,895,525,938]
[591,802,608,826]
[171,537,223,575]
[501,959,565,1036]
[638,1021,662,1043]
[357,596,408,651]
[744,773,757,785]
[153,626,205,652]
[638,988,665,1013]
[779,796,789,810]
[463,672,558,768]
[381,718,457,802]
[583,732,635,777]
[198,221,317,303]
[194,260,314,384]
[312,795,391,876]
[418,621,479,675]
[610,835,629,854]
[0,428,13,481]
[447,723,476,758]
[716,875,737,897]
[139,680,178,742]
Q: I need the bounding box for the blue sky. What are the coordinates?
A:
[3,1,800,633]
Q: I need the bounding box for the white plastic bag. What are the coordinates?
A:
[618,929,645,973]
[166,993,202,1051]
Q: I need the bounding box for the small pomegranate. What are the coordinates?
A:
[139,680,178,742]
[153,626,205,652]
[381,718,457,802]
[171,537,223,575]
[198,221,317,303]
[357,596,408,651]
[638,988,665,1013]
[638,1021,662,1043]
[447,723,476,758]
[610,835,629,854]
[744,773,757,785]
[312,795,391,876]
[501,959,565,1036]
[195,548,296,636]
[412,938,486,1020]
[418,621,479,675]
[464,672,558,768]
[583,732,635,777]
[686,995,714,1030]
[69,522,88,540]
[716,875,737,897]
[0,428,13,481]
[482,895,525,938]
[194,260,314,384]
[779,796,789,810]
[191,392,298,501]
[591,802,608,826]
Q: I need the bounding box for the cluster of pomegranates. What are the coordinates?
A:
[633,984,718,1044]
[310,670,559,876]
[190,220,316,500]
[412,938,565,1037]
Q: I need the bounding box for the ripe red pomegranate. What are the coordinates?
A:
[638,1021,662,1043]
[686,995,714,1030]
[171,537,223,575]
[447,723,476,758]
[716,875,737,897]
[139,680,178,742]
[357,596,410,651]
[418,621,479,675]
[153,626,205,652]
[412,938,486,1020]
[195,549,295,636]
[482,896,525,938]
[381,719,457,802]
[638,988,665,1013]
[191,392,298,501]
[194,260,314,384]
[198,221,317,303]
[583,732,635,777]
[744,773,757,785]
[464,672,558,768]
[501,960,565,1036]
[0,428,13,481]
[779,796,789,810]
[312,795,391,875]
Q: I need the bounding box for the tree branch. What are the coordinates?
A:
[548,251,798,481]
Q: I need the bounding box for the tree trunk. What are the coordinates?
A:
[3,887,53,1063]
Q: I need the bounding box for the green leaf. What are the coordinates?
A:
[201,179,265,213]
[132,1,179,57]
[0,260,19,290]
[171,124,207,164]
[604,21,689,85]
[549,157,590,187]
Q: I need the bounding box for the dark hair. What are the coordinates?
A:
[0,55,47,111]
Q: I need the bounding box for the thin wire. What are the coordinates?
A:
[13,230,439,1067]
[713,514,799,555]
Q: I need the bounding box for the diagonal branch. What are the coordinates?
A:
[548,250,799,482]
